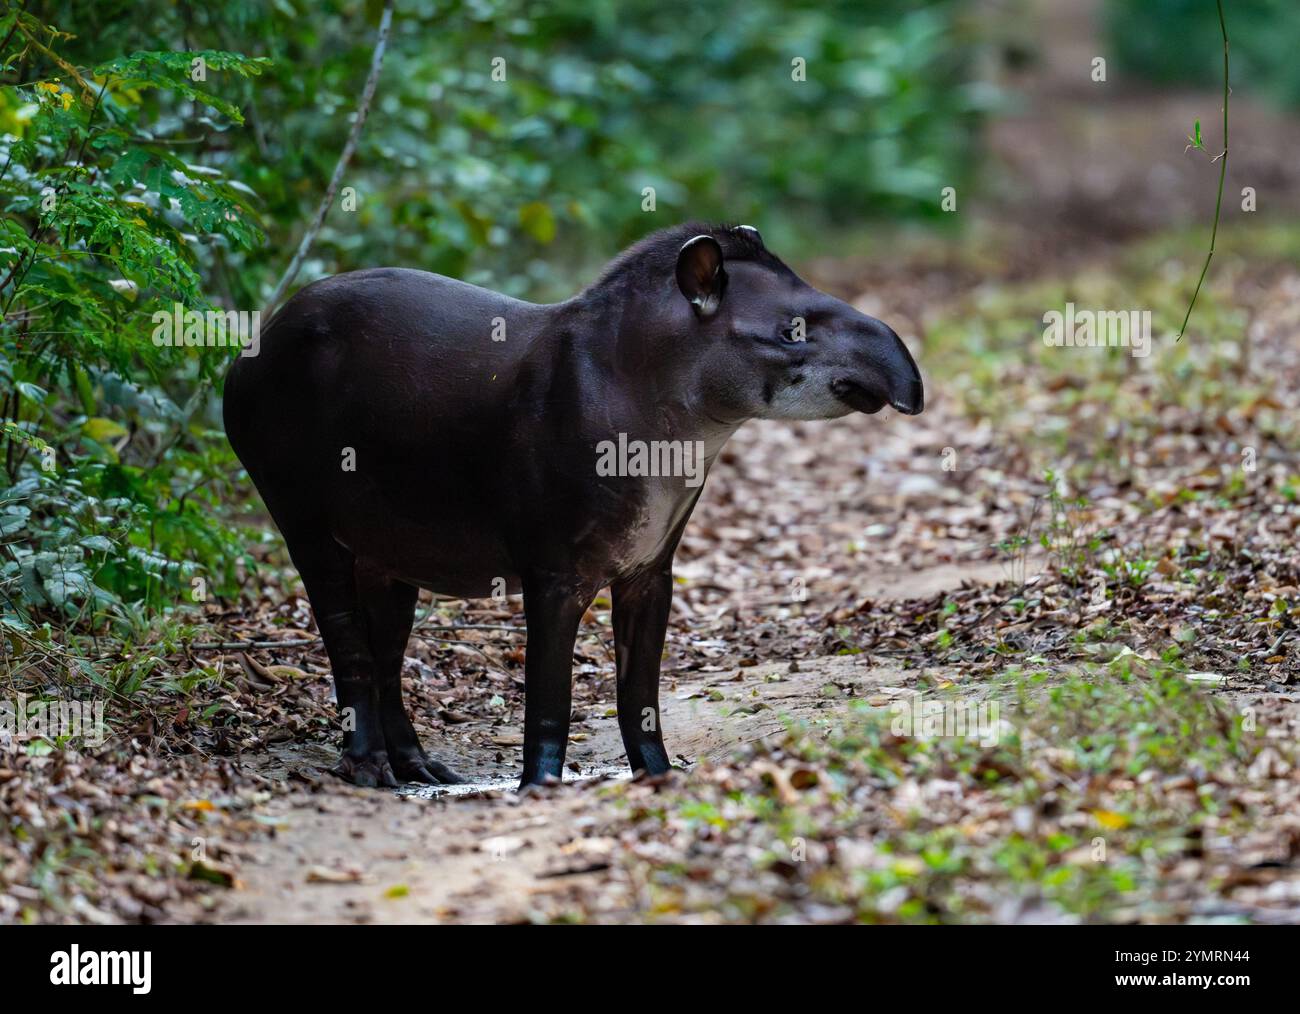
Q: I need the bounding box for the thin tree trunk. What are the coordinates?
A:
[266,0,395,313]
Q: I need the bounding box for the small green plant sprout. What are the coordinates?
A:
[1177,0,1229,341]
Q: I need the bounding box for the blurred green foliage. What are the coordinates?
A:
[56,0,989,297]
[1,0,986,656]
[1107,0,1300,109]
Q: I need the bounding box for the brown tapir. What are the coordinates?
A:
[223,222,923,788]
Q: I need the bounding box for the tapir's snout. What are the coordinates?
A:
[830,315,924,416]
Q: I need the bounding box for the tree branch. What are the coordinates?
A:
[266,0,395,313]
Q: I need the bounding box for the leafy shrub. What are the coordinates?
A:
[1,9,264,643]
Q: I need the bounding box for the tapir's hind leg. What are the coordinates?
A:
[257,492,461,786]
[279,531,399,787]
[354,563,463,785]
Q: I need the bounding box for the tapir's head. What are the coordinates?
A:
[641,224,923,424]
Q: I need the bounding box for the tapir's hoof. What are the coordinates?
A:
[331,751,401,788]
[390,748,464,785]
[517,773,563,794]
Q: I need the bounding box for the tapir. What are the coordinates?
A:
[223,223,923,788]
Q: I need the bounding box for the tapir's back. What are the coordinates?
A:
[228,267,547,445]
[240,267,539,399]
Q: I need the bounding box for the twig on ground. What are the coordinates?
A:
[186,624,527,651]
[187,638,320,650]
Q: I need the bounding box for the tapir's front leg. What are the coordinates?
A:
[611,567,673,776]
[520,570,593,787]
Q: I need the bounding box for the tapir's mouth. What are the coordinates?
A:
[830,376,924,416]
[830,379,886,414]
[828,378,903,415]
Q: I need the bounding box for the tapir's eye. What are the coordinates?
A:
[778,316,809,344]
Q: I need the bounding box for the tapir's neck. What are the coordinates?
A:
[552,281,745,457]
[587,276,743,436]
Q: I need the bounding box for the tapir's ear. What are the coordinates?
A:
[676,235,727,318]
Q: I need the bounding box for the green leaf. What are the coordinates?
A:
[94,51,271,125]
[15,381,47,404]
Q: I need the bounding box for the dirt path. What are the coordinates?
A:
[219,657,888,923]
[213,558,1014,924]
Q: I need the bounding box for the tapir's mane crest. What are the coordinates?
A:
[585,221,798,294]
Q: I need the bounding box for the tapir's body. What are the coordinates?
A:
[225,223,923,787]
[227,269,717,600]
